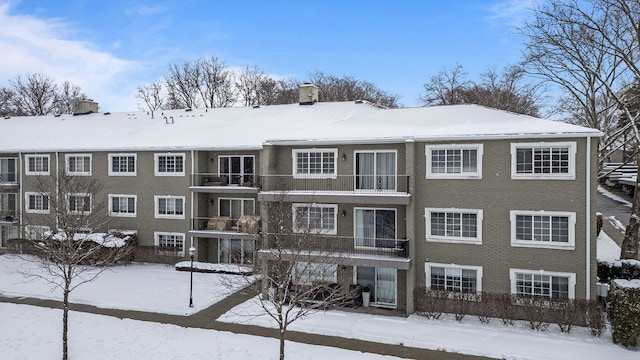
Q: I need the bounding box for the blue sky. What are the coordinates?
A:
[0,0,534,111]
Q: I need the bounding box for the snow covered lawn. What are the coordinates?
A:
[0,231,636,359]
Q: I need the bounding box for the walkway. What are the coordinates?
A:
[0,284,489,360]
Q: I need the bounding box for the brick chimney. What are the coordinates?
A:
[298,82,319,105]
[73,98,98,115]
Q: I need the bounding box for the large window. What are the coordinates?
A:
[0,193,17,217]
[510,269,575,299]
[425,144,483,179]
[108,195,137,217]
[219,198,255,228]
[219,238,254,265]
[25,192,49,214]
[109,154,136,176]
[426,208,483,244]
[66,154,92,175]
[155,195,185,219]
[425,263,483,293]
[511,142,576,180]
[293,203,337,234]
[294,262,338,285]
[154,232,185,256]
[355,208,396,248]
[26,225,50,240]
[155,153,185,176]
[293,149,337,178]
[219,155,254,185]
[67,193,92,214]
[355,151,396,190]
[0,158,17,183]
[510,210,575,249]
[25,155,50,175]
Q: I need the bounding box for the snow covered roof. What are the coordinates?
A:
[0,102,602,152]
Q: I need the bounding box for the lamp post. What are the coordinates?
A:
[188,245,196,308]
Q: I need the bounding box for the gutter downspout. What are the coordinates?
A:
[190,150,195,249]
[56,152,60,230]
[18,152,23,237]
[585,136,592,299]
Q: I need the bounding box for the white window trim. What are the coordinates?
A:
[25,154,50,176]
[292,203,338,235]
[425,207,483,244]
[354,207,397,249]
[218,155,255,184]
[108,153,137,176]
[425,144,483,179]
[108,194,137,217]
[66,193,92,215]
[292,148,338,179]
[154,153,186,176]
[26,225,50,240]
[154,195,186,219]
[510,141,576,180]
[424,262,483,292]
[509,268,576,299]
[510,210,576,250]
[0,157,18,182]
[154,231,185,256]
[65,154,92,176]
[25,192,50,214]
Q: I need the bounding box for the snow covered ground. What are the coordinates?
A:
[0,232,636,359]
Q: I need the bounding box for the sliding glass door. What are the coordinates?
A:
[355,151,396,191]
[355,208,396,248]
[356,266,397,306]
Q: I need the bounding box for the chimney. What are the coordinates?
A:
[73,98,99,115]
[298,82,319,105]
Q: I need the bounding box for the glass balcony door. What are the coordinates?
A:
[355,208,396,248]
[355,151,396,191]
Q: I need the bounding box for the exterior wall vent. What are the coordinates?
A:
[299,82,319,105]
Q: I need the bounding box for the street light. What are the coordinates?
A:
[188,245,196,308]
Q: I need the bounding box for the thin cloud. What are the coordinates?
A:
[0,2,140,110]
[488,0,536,28]
[124,5,167,16]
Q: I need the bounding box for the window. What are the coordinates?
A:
[26,225,50,240]
[155,195,185,219]
[294,262,337,285]
[293,149,337,178]
[109,154,136,176]
[67,193,92,214]
[355,208,396,248]
[0,158,17,183]
[25,155,50,175]
[219,238,254,264]
[25,192,49,214]
[426,208,483,244]
[510,210,575,249]
[510,269,575,299]
[293,204,337,234]
[154,232,185,256]
[425,263,483,293]
[65,154,92,175]
[155,153,185,176]
[108,195,137,217]
[219,198,255,228]
[355,151,397,190]
[0,193,17,217]
[511,142,576,180]
[219,155,254,185]
[426,144,483,179]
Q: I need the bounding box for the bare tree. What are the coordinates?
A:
[55,81,83,114]
[419,64,544,116]
[238,195,355,360]
[522,0,640,260]
[0,87,15,116]
[236,65,269,106]
[136,80,166,114]
[9,73,60,115]
[13,171,135,360]
[308,71,401,108]
[165,61,201,109]
[197,56,237,108]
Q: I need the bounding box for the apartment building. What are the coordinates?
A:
[0,85,601,313]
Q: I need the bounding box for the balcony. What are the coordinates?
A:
[0,211,17,224]
[189,173,260,194]
[257,233,410,270]
[0,172,19,189]
[258,175,411,205]
[188,216,259,240]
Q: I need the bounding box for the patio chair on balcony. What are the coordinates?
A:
[207,216,231,231]
[201,175,228,186]
[238,215,261,234]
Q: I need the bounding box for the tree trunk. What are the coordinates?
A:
[620,152,640,259]
[279,327,285,360]
[63,286,69,360]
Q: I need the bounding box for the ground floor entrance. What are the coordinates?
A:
[355,266,397,307]
[0,224,18,248]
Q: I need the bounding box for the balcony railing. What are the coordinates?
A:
[258,233,409,259]
[0,172,18,184]
[260,175,410,194]
[191,173,260,187]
